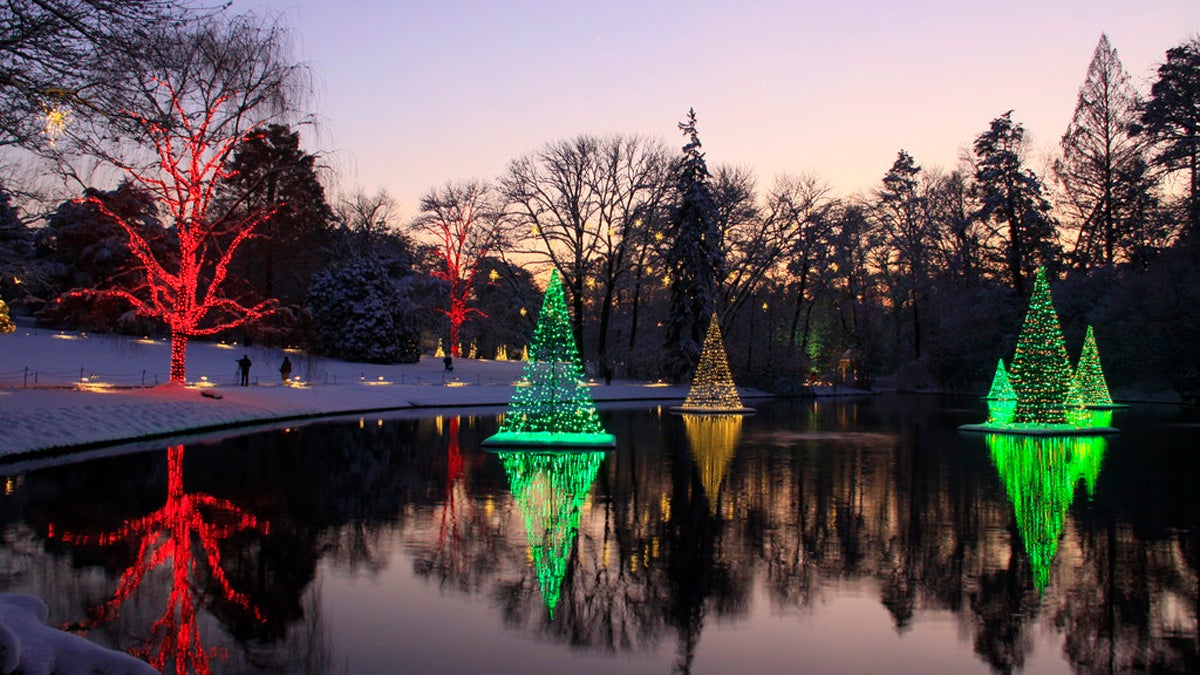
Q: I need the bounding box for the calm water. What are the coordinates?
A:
[1,395,1198,674]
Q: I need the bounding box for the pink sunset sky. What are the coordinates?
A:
[245,0,1200,219]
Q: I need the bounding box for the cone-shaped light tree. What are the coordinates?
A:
[988,434,1107,593]
[1009,267,1077,424]
[679,313,750,412]
[498,450,606,619]
[483,270,614,447]
[987,359,1017,400]
[1074,325,1114,407]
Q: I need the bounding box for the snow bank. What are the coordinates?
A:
[0,328,701,458]
[0,594,156,675]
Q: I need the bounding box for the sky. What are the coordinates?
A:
[240,0,1200,221]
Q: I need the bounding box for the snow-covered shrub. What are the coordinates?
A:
[305,258,421,363]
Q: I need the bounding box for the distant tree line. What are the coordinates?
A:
[1,11,1199,400]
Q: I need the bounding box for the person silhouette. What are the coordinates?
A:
[236,355,252,386]
[280,356,292,384]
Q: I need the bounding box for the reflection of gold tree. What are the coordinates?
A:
[498,450,605,618]
[682,414,743,516]
[49,446,268,675]
[987,434,1107,593]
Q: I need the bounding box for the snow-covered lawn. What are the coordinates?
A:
[0,326,696,458]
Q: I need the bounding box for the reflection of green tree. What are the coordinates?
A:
[498,450,606,618]
[987,434,1107,592]
[681,415,742,516]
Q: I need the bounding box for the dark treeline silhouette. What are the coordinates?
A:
[4,29,1200,399]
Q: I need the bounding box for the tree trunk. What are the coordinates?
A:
[169,332,189,383]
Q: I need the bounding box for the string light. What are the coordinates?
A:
[675,313,753,413]
[43,104,71,146]
[484,270,615,447]
[1010,268,1075,425]
[987,433,1107,593]
[0,298,14,334]
[986,358,1016,401]
[1074,325,1114,408]
[498,450,606,618]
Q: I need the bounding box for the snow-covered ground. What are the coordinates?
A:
[0,326,703,458]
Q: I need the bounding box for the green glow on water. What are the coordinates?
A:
[987,433,1107,593]
[498,450,606,619]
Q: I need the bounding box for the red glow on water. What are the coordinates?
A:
[50,446,268,674]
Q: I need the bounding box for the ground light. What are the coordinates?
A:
[483,270,615,448]
[670,313,755,415]
[495,449,607,619]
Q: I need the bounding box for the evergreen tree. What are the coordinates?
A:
[1139,36,1200,237]
[987,358,1016,401]
[486,270,611,445]
[1009,268,1075,424]
[1074,325,1114,407]
[221,124,335,340]
[304,258,421,363]
[664,109,723,382]
[876,149,932,359]
[0,181,32,307]
[1057,35,1155,268]
[973,112,1059,294]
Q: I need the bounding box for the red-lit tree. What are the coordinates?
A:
[62,15,306,382]
[413,180,505,357]
[49,446,268,675]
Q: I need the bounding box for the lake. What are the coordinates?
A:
[1,395,1197,674]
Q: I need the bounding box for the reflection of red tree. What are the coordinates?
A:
[435,417,467,573]
[48,446,268,674]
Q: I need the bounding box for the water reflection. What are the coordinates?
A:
[0,397,1196,673]
[495,449,606,618]
[681,415,743,517]
[48,445,267,675]
[986,434,1107,593]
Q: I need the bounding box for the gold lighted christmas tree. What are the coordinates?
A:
[673,313,754,414]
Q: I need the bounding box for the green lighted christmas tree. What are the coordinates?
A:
[986,358,1016,400]
[1074,325,1114,408]
[676,313,753,413]
[987,433,1107,593]
[498,449,606,619]
[483,270,615,447]
[1009,267,1078,425]
[0,297,13,334]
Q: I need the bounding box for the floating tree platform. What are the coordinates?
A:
[959,423,1119,436]
[668,405,756,415]
[482,431,616,449]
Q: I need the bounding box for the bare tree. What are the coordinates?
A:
[0,0,205,149]
[501,134,669,364]
[412,179,505,357]
[333,189,403,259]
[59,14,308,382]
